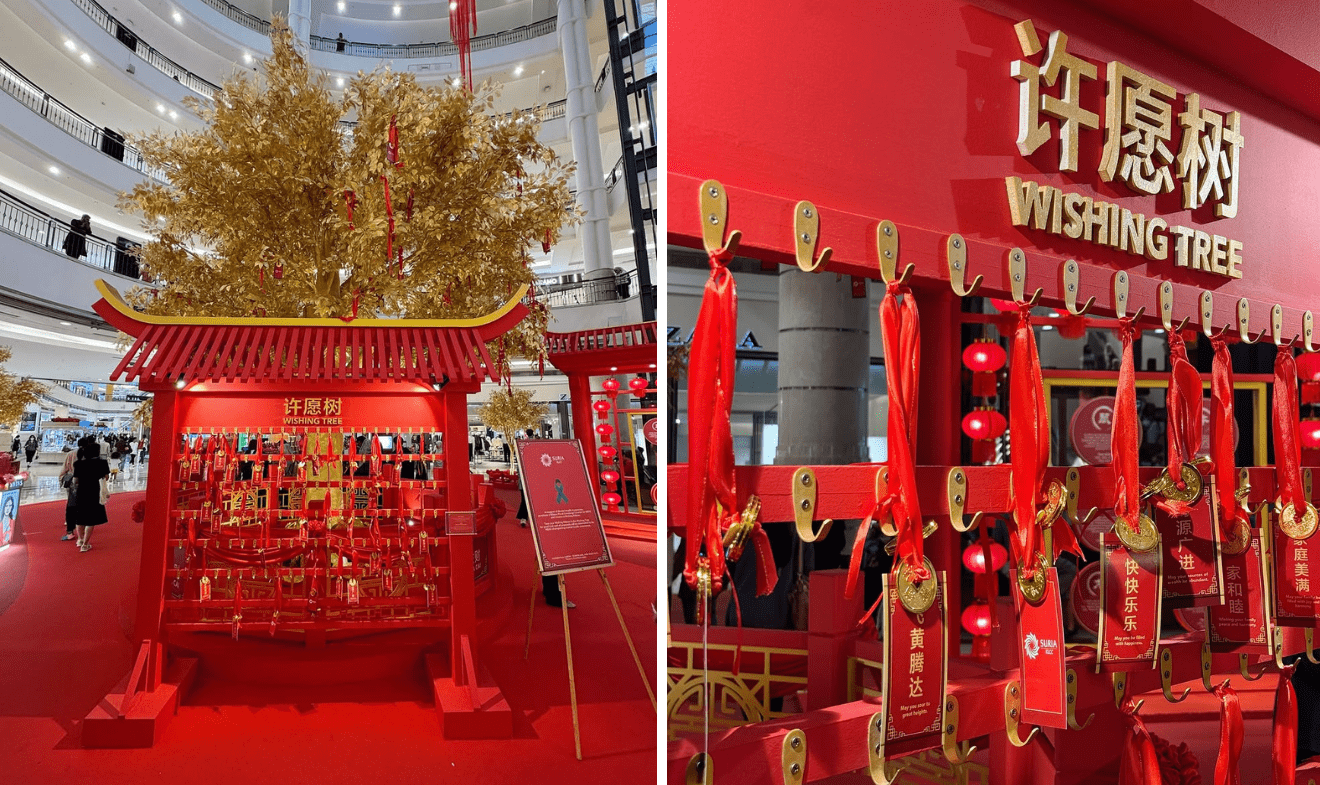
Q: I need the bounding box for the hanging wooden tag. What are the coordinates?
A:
[199,575,211,601]
[347,578,360,605]
[1011,563,1068,729]
[1270,512,1320,626]
[881,569,946,758]
[1206,529,1270,650]
[1154,502,1223,607]
[1097,533,1163,671]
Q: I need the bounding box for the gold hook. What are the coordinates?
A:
[868,713,908,785]
[685,752,713,785]
[1237,299,1269,344]
[1112,671,1128,709]
[1305,629,1320,665]
[1200,291,1216,338]
[1274,628,1289,671]
[1202,641,1231,692]
[1156,282,1193,333]
[1272,305,1292,348]
[942,695,977,772]
[1306,311,1316,352]
[700,180,741,258]
[947,234,981,296]
[793,201,831,272]
[1008,248,1042,308]
[1066,669,1094,729]
[1113,271,1146,321]
[1239,654,1264,681]
[1160,648,1190,703]
[792,467,834,543]
[1004,681,1040,747]
[877,221,912,286]
[1062,260,1094,315]
[782,729,806,785]
[1062,468,1099,526]
[947,467,982,533]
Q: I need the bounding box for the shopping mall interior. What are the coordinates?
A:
[0,0,658,781]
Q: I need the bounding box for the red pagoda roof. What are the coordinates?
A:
[544,322,658,375]
[92,281,529,388]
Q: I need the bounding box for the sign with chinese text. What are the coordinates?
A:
[1206,530,1270,650]
[1270,517,1320,626]
[1097,535,1162,670]
[1156,504,1223,607]
[282,397,344,426]
[515,439,613,575]
[881,571,947,758]
[1012,566,1067,729]
[1009,19,1245,279]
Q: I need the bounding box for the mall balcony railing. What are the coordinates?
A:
[74,0,222,100]
[197,0,557,59]
[531,269,642,309]
[0,57,169,183]
[0,188,142,279]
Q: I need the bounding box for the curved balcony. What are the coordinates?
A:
[0,56,167,183]
[73,0,222,99]
[0,187,142,282]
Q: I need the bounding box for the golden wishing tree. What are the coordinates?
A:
[478,387,548,439]
[120,18,576,370]
[0,348,44,429]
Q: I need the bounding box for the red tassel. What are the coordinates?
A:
[344,189,357,229]
[397,247,404,280]
[542,229,551,254]
[450,0,477,91]
[259,266,264,284]
[386,115,402,168]
[273,262,283,280]
[338,289,360,323]
[1275,665,1298,785]
[405,189,414,222]
[972,370,998,398]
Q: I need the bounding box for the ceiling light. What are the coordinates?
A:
[449,1,457,9]
[156,103,166,113]
[173,10,183,23]
[174,378,186,389]
[48,166,59,175]
[393,4,401,16]
[336,77,345,87]
[513,65,524,77]
[80,52,92,64]
[59,321,72,327]
[63,40,76,51]
[242,52,252,63]
[337,0,345,9]
[452,77,462,87]
[169,110,178,119]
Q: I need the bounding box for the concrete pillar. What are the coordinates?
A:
[287,0,311,49]
[774,268,869,465]
[557,0,613,280]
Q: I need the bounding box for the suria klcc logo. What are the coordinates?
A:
[1023,632,1059,660]
[540,454,553,467]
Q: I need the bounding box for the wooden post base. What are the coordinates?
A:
[82,657,198,749]
[426,653,513,739]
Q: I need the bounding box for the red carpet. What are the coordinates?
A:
[0,492,657,784]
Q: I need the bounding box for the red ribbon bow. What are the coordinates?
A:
[1161,330,1203,515]
[1118,699,1161,785]
[1214,682,1243,785]
[1274,350,1305,512]
[1112,317,1142,533]
[1210,338,1241,529]
[1275,664,1298,785]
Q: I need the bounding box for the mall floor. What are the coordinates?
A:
[0,487,657,783]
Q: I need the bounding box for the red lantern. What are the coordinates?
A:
[599,445,617,459]
[1297,353,1320,383]
[602,492,622,506]
[602,378,621,394]
[1301,419,1320,450]
[962,341,1006,372]
[600,470,619,484]
[961,409,1005,441]
[595,423,614,437]
[960,602,992,636]
[629,377,649,396]
[962,539,1008,574]
[592,400,611,419]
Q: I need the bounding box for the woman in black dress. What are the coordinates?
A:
[73,441,110,552]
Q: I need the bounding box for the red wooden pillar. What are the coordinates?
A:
[568,373,601,498]
[914,285,963,661]
[134,389,179,645]
[444,391,476,674]
[805,569,863,710]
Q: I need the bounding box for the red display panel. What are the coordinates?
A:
[1206,530,1269,650]
[1012,567,1067,729]
[515,439,613,575]
[1155,504,1223,608]
[1270,520,1320,626]
[1096,536,1162,670]
[881,571,947,758]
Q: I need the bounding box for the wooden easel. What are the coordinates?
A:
[524,566,656,760]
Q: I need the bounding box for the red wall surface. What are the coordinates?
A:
[668,0,1320,313]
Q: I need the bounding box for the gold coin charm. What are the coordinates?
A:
[1016,554,1050,604]
[1169,463,1204,504]
[1221,516,1252,556]
[1114,513,1159,553]
[896,558,938,614]
[1279,502,1319,541]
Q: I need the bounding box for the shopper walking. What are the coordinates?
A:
[9,436,18,458]
[72,441,110,552]
[23,435,37,465]
[58,446,80,541]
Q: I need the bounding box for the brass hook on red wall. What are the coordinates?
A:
[794,201,831,272]
[1112,271,1146,322]
[1065,669,1094,729]
[1305,312,1316,352]
[1065,467,1100,526]
[947,467,983,533]
[868,713,908,785]
[700,180,740,258]
[1237,299,1269,344]
[1201,640,1231,692]
[877,221,912,285]
[1305,629,1320,665]
[1061,260,1095,315]
[1004,681,1040,747]
[1007,249,1041,307]
[1160,648,1190,702]
[792,467,834,542]
[942,694,977,770]
[946,234,982,297]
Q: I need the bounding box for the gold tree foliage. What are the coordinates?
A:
[120,17,576,369]
[478,387,548,438]
[667,343,689,380]
[132,398,153,430]
[0,347,45,428]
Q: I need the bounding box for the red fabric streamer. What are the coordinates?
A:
[542,229,552,254]
[1275,664,1298,785]
[380,176,395,266]
[449,0,477,91]
[1118,700,1162,785]
[405,189,414,222]
[1112,317,1141,532]
[386,115,402,168]
[1161,330,1203,515]
[846,282,924,599]
[1275,350,1305,512]
[1210,338,1241,528]
[338,288,360,323]
[1008,308,1082,578]
[344,190,357,229]
[684,248,775,596]
[1214,682,1243,785]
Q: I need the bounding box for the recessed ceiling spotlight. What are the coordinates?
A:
[393,4,401,16]
[173,10,183,23]
[169,110,178,119]
[242,52,252,63]
[48,166,59,175]
[156,103,166,113]
[513,65,524,77]
[63,40,76,51]
[336,77,345,87]
[80,52,92,64]
[452,77,462,87]
[59,321,72,327]
[337,0,345,10]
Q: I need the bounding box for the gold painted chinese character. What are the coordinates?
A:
[1125,558,1140,576]
[1124,577,1140,594]
[1123,595,1138,614]
[1176,94,1244,218]
[909,652,925,674]
[1298,562,1310,578]
[324,398,342,416]
[1123,615,1137,631]
[1179,552,1196,570]
[908,675,924,699]
[909,628,925,649]
[1100,62,1177,195]
[304,397,323,416]
[1299,577,1311,593]
[1012,20,1099,172]
[284,397,303,416]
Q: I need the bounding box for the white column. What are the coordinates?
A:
[557,0,612,279]
[287,0,312,50]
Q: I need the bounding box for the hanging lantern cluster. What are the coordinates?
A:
[960,530,1007,662]
[598,377,622,510]
[962,339,1006,397]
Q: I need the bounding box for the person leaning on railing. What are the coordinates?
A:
[62,214,91,259]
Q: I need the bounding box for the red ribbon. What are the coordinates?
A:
[846,282,923,599]
[386,115,402,168]
[1118,700,1161,785]
[344,189,357,229]
[1008,308,1082,577]
[1112,317,1141,532]
[381,175,395,265]
[684,248,774,596]
[1275,664,1298,785]
[1214,682,1243,785]
[449,0,476,91]
[1161,330,1202,515]
[1275,350,1305,512]
[1210,338,1241,528]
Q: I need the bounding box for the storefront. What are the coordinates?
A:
[667,2,1320,783]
